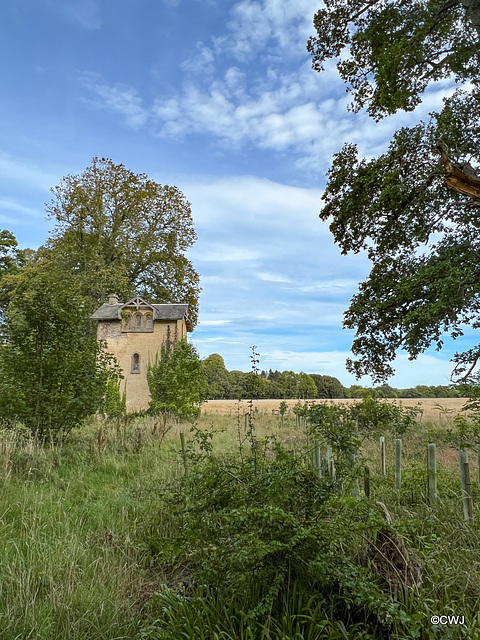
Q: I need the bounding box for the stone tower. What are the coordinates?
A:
[91,295,193,412]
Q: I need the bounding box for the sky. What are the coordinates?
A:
[0,0,472,388]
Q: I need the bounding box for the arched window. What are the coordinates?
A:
[135,313,142,330]
[131,352,140,373]
[122,313,132,331]
[145,314,153,330]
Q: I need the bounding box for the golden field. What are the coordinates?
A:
[202,397,468,422]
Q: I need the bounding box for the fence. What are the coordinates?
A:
[313,436,478,522]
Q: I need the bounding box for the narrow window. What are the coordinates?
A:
[131,352,140,373]
[135,313,142,330]
[122,313,132,331]
[145,314,153,330]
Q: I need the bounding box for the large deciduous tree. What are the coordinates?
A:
[45,157,200,323]
[202,353,230,399]
[0,262,116,439]
[308,0,480,382]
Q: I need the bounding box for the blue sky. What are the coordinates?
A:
[0,0,470,387]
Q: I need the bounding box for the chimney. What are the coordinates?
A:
[108,293,119,305]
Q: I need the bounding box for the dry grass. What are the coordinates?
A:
[202,397,467,422]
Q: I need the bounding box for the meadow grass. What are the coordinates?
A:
[0,418,182,640]
[0,405,479,639]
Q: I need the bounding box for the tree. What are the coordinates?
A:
[0,262,116,439]
[45,157,200,322]
[228,370,249,399]
[310,374,346,398]
[297,373,318,399]
[203,353,230,399]
[309,1,480,382]
[308,1,480,120]
[276,371,299,398]
[0,230,29,320]
[148,339,207,426]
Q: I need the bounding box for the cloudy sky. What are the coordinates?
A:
[0,0,469,387]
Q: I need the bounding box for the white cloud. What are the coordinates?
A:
[81,73,149,129]
[0,150,58,192]
[0,198,42,218]
[194,243,260,262]
[199,320,232,326]
[218,0,320,61]
[299,280,361,293]
[258,272,292,283]
[180,42,216,76]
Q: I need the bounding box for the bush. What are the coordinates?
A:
[141,437,416,637]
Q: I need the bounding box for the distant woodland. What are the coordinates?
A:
[202,353,461,400]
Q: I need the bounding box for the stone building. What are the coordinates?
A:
[91,294,193,412]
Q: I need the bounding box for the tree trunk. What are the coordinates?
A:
[437,143,480,201]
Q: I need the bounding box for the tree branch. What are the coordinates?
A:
[436,142,480,201]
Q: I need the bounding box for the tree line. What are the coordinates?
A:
[202,353,460,400]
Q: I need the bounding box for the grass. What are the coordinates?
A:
[0,404,479,638]
[0,418,182,640]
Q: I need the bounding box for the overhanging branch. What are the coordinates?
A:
[436,142,480,201]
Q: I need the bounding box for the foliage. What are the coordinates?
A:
[308,0,480,119]
[202,353,230,399]
[101,377,126,419]
[279,400,288,416]
[309,0,480,382]
[44,157,200,322]
[148,338,207,425]
[309,396,418,472]
[144,441,410,637]
[310,373,346,398]
[0,262,117,440]
[427,413,480,451]
[2,409,480,639]
[0,229,30,320]
[140,582,373,640]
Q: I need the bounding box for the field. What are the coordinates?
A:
[202,397,468,420]
[0,399,479,639]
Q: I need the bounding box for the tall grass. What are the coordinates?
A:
[0,408,480,639]
[0,417,181,640]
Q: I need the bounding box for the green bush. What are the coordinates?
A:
[141,440,416,637]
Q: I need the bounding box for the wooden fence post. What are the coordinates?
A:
[459,449,473,522]
[380,437,386,476]
[427,443,437,502]
[395,438,402,490]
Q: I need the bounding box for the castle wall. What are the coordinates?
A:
[97,319,185,412]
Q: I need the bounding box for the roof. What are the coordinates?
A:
[91,299,192,330]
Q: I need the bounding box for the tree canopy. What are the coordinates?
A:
[0,230,29,320]
[309,0,480,382]
[308,0,480,119]
[0,262,116,439]
[45,157,200,323]
[148,339,207,424]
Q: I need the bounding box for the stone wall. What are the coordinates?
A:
[97,317,187,411]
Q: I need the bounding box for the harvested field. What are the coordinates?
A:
[202,397,468,422]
